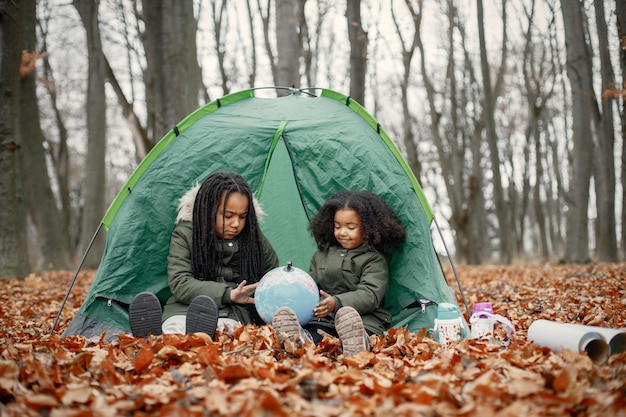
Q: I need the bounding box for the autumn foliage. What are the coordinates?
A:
[0,263,625,416]
[20,50,47,79]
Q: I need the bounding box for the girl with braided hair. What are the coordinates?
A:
[129,172,278,338]
[272,190,405,356]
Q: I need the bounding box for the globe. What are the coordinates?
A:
[255,263,319,325]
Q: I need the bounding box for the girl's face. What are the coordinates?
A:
[333,208,363,250]
[215,191,249,240]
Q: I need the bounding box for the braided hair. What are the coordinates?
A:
[191,172,265,283]
[310,190,406,257]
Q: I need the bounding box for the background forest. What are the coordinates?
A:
[1,0,625,279]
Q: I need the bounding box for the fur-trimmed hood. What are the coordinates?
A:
[175,184,265,224]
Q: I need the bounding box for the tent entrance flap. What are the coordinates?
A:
[258,137,317,270]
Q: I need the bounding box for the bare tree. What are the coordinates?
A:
[459,8,490,264]
[275,0,301,91]
[297,0,313,87]
[38,3,74,255]
[546,1,568,258]
[104,56,149,162]
[560,0,594,263]
[617,0,626,258]
[257,0,278,85]
[246,0,258,87]
[19,0,70,270]
[308,3,331,88]
[73,0,107,268]
[0,0,30,278]
[107,0,149,162]
[390,1,421,184]
[522,0,558,261]
[210,0,230,95]
[593,0,618,262]
[141,0,204,140]
[346,0,366,104]
[477,0,513,264]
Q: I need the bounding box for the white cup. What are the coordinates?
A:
[470,313,515,346]
[434,318,462,346]
[470,315,496,339]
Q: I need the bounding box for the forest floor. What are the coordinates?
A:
[0,263,625,416]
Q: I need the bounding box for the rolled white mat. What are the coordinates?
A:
[527,319,610,365]
[567,324,626,356]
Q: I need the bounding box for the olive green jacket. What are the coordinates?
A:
[307,244,392,335]
[162,200,278,324]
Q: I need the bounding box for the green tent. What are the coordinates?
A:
[62,88,456,340]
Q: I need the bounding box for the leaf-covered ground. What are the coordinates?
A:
[1,263,625,416]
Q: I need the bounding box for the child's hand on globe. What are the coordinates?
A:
[231,280,258,304]
[314,290,336,318]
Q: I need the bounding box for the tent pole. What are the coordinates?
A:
[50,223,103,335]
[433,217,471,318]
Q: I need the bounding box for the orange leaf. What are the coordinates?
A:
[134,347,154,373]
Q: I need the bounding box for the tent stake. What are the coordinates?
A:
[50,223,102,335]
[433,217,471,318]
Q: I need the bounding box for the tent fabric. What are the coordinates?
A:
[62,88,455,340]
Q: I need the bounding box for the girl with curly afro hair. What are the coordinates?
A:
[272,190,405,356]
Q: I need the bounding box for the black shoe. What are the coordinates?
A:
[186,295,219,338]
[129,292,163,337]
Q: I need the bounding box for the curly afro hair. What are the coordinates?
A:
[309,190,405,257]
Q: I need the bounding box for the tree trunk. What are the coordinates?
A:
[297,0,313,88]
[561,0,594,263]
[516,139,531,258]
[393,1,421,184]
[74,0,107,268]
[533,124,550,261]
[548,133,565,256]
[257,0,278,86]
[18,0,70,270]
[39,18,74,257]
[592,0,617,262]
[103,56,150,162]
[468,128,486,265]
[617,0,626,259]
[521,0,555,262]
[246,0,258,87]
[142,0,203,140]
[275,0,300,92]
[0,0,30,278]
[211,0,230,95]
[594,1,617,262]
[346,0,367,105]
[477,0,512,264]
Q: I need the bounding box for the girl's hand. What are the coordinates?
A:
[230,280,258,304]
[314,290,336,318]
